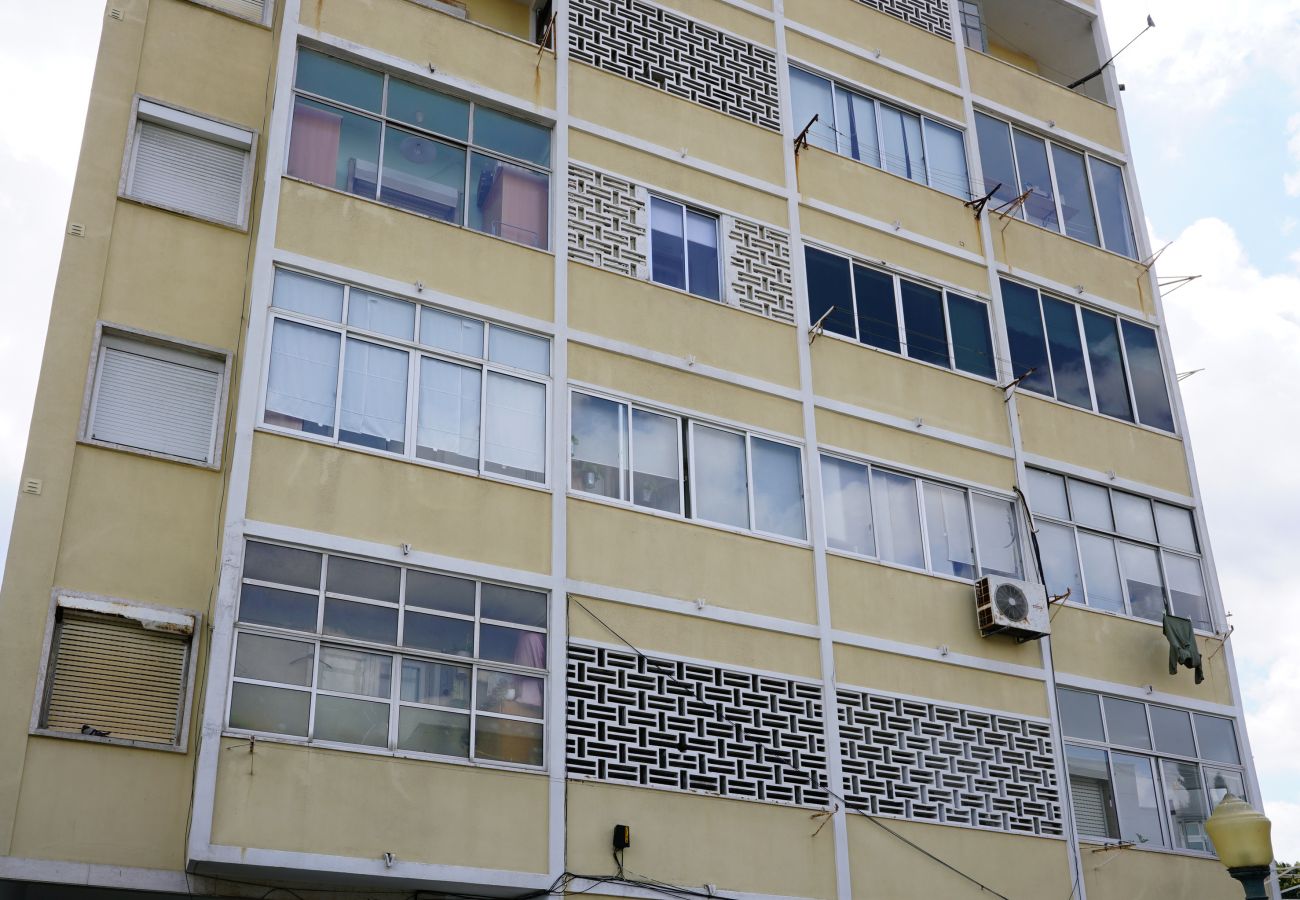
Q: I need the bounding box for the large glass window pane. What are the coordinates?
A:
[1162,760,1210,852]
[340,339,408,454]
[488,327,550,375]
[1103,696,1152,750]
[871,469,924,569]
[476,669,544,718]
[631,409,681,514]
[322,597,399,644]
[288,97,381,197]
[685,209,721,301]
[1025,469,1069,520]
[234,634,314,686]
[853,264,899,353]
[273,269,344,322]
[1078,533,1125,614]
[314,695,389,747]
[972,493,1023,578]
[243,541,321,591]
[317,646,393,698]
[416,358,481,470]
[481,584,547,627]
[405,571,475,615]
[834,89,880,166]
[1042,297,1092,409]
[1066,746,1119,839]
[1089,157,1137,259]
[948,294,996,379]
[1012,130,1058,231]
[821,455,875,556]
[804,247,856,339]
[327,556,401,603]
[484,373,546,482]
[901,280,949,368]
[1118,542,1166,622]
[650,197,686,291]
[475,716,543,765]
[880,105,925,183]
[295,49,383,112]
[467,153,549,249]
[1120,321,1176,432]
[1051,145,1100,245]
[1164,554,1211,630]
[386,78,469,140]
[1058,688,1105,740]
[1150,705,1196,757]
[1193,715,1240,764]
[1069,480,1114,531]
[420,307,484,357]
[400,659,471,708]
[1113,492,1156,542]
[378,127,465,222]
[238,583,319,632]
[1000,280,1054,395]
[692,425,750,530]
[924,482,974,579]
[480,624,548,670]
[229,682,309,736]
[1081,310,1133,421]
[1205,767,1246,809]
[472,106,551,166]
[751,438,806,540]
[1037,522,1083,604]
[1155,503,1198,553]
[924,119,969,198]
[570,393,626,500]
[265,319,340,438]
[402,610,473,656]
[788,67,836,153]
[1112,752,1166,847]
[398,706,469,757]
[974,113,1020,209]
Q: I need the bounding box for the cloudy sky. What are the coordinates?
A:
[1,0,1297,863]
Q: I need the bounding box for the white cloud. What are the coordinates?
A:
[1286,113,1300,198]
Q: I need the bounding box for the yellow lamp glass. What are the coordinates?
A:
[1206,794,1273,869]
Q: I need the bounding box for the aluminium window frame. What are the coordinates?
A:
[257,267,552,489]
[287,44,555,251]
[646,193,724,301]
[226,541,549,770]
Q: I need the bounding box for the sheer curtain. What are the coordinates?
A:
[340,339,409,452]
[417,358,480,468]
[266,319,341,435]
[484,373,545,481]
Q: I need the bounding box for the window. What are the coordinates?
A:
[288,48,551,249]
[37,594,196,749]
[1060,688,1245,853]
[959,0,986,51]
[821,453,1023,580]
[1001,278,1174,431]
[569,391,807,540]
[790,67,971,199]
[229,541,547,766]
[1025,468,1211,630]
[84,329,228,466]
[805,246,996,379]
[123,100,254,227]
[263,268,549,484]
[196,0,267,21]
[974,113,1136,258]
[649,196,721,301]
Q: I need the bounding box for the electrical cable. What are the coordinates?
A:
[569,594,648,661]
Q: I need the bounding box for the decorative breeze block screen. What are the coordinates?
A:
[727,219,795,323]
[854,0,953,39]
[567,644,829,805]
[569,0,781,131]
[568,164,646,278]
[839,689,1063,835]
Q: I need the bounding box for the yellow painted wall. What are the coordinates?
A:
[1081,841,1244,900]
[569,343,804,437]
[276,180,555,322]
[569,264,801,389]
[995,219,1150,316]
[1051,606,1233,704]
[828,556,1044,669]
[568,595,822,679]
[247,432,553,573]
[303,0,555,108]
[568,500,818,623]
[835,644,1048,718]
[987,42,1040,75]
[211,739,548,871]
[1016,396,1192,496]
[567,782,838,899]
[463,0,532,39]
[784,0,960,86]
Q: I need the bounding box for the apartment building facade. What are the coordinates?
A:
[0,0,1271,898]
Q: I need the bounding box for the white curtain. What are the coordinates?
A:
[340,338,409,446]
[266,319,341,432]
[484,373,546,479]
[272,269,344,321]
[692,425,749,529]
[348,289,415,340]
[872,469,924,568]
[417,358,480,465]
[924,482,974,577]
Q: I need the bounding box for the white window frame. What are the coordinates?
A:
[258,268,552,489]
[30,590,201,753]
[78,322,232,469]
[119,96,257,230]
[647,194,723,301]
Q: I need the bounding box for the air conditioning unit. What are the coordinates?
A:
[975,575,1050,641]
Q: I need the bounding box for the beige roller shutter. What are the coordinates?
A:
[203,0,266,21]
[44,611,189,745]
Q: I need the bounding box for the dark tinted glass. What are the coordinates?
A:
[238,584,319,632]
[244,541,321,590]
[1058,688,1104,740]
[322,597,398,644]
[852,264,899,352]
[387,77,469,140]
[1000,280,1053,395]
[1193,714,1240,764]
[804,247,855,338]
[1081,310,1133,421]
[901,280,948,367]
[406,571,476,615]
[327,556,401,603]
[1042,296,1092,408]
[1012,130,1057,230]
[1051,145,1099,245]
[1103,696,1151,749]
[1120,321,1175,432]
[295,49,383,112]
[403,611,474,656]
[481,584,547,626]
[650,197,686,290]
[974,113,1019,208]
[948,294,995,378]
[472,106,550,166]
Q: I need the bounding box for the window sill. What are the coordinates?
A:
[1079,838,1220,862]
[1014,388,1181,440]
[30,726,187,754]
[77,437,223,472]
[567,490,813,550]
[254,424,552,494]
[809,324,1001,389]
[117,193,250,234]
[221,728,547,774]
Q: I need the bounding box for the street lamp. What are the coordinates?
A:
[1205,794,1274,900]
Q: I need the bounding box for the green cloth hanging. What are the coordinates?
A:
[1163,613,1203,685]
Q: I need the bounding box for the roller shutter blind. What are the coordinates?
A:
[203,0,266,20]
[1069,775,1111,837]
[44,611,189,745]
[129,119,248,225]
[90,337,223,464]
